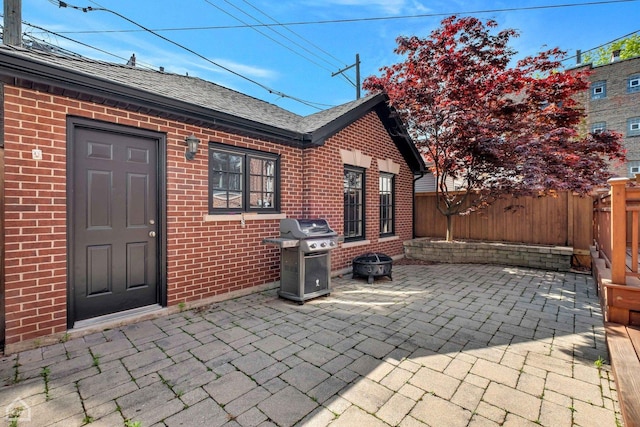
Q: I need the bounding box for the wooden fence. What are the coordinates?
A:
[415,191,593,255]
[593,178,640,287]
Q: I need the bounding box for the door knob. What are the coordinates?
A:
[149,231,156,237]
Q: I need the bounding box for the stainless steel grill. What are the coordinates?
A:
[264,218,338,304]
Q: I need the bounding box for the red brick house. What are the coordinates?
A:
[0,44,425,353]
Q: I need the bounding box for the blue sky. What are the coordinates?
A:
[20,0,640,115]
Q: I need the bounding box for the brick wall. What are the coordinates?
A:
[583,57,640,176]
[2,86,415,345]
[304,111,414,271]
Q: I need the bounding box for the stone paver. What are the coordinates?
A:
[0,264,622,426]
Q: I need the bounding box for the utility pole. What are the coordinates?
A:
[3,0,22,47]
[332,54,361,100]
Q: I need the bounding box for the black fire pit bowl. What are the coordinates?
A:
[352,253,393,284]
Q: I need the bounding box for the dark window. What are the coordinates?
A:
[591,81,606,100]
[379,173,395,236]
[208,143,279,213]
[628,75,640,93]
[344,167,365,241]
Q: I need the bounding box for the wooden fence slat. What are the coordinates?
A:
[633,211,639,274]
[414,191,592,251]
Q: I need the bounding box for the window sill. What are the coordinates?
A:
[341,239,371,249]
[203,213,286,222]
[378,236,399,243]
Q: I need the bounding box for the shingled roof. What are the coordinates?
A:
[0,44,425,172]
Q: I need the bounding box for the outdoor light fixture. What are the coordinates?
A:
[184,135,200,160]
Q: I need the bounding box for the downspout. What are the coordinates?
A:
[412,172,425,238]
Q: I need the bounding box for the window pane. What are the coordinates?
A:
[210,149,244,210]
[210,152,227,171]
[590,122,606,134]
[379,173,395,236]
[249,157,276,209]
[629,76,640,93]
[591,81,606,100]
[629,118,640,137]
[344,168,364,240]
[209,144,279,213]
[229,155,242,172]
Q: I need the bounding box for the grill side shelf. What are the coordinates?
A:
[262,238,300,248]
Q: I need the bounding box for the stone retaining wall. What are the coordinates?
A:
[404,238,573,271]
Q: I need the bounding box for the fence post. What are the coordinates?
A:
[609,177,630,285]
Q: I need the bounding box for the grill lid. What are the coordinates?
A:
[280,218,336,239]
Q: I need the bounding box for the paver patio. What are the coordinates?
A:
[0,264,622,426]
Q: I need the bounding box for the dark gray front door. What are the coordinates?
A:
[71,124,160,322]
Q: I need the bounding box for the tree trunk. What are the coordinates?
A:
[446,214,453,241]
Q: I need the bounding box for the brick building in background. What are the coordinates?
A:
[0,44,425,353]
[575,53,640,177]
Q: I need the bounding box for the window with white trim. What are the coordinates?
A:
[208,142,279,213]
[590,122,606,134]
[629,161,640,178]
[591,81,606,100]
[629,117,640,137]
[628,75,640,93]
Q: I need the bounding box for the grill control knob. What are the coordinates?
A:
[310,243,317,249]
[321,242,327,248]
[329,241,336,247]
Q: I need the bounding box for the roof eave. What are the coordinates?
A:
[0,50,311,147]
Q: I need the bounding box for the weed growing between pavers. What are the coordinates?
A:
[90,351,101,372]
[7,405,23,427]
[11,355,21,384]
[41,366,51,400]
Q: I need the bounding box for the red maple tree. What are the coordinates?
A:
[363,16,625,241]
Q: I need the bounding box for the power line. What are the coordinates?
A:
[237,0,346,68]
[20,19,158,71]
[202,0,353,87]
[51,0,334,110]
[40,0,639,34]
[201,0,337,73]
[561,29,640,64]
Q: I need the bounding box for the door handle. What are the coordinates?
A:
[149,231,156,238]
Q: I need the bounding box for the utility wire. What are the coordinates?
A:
[234,0,354,86]
[201,0,335,73]
[52,0,333,110]
[204,0,353,86]
[240,0,345,66]
[21,19,158,71]
[561,29,640,64]
[42,0,639,33]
